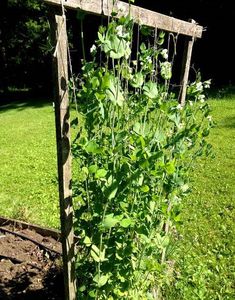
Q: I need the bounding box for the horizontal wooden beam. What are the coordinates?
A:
[44,0,203,38]
[45,0,102,14]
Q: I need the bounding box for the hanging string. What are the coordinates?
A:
[80,18,86,62]
[67,44,79,113]
[136,22,140,73]
[153,26,158,83]
[168,32,179,67]
[166,32,179,93]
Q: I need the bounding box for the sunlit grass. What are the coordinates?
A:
[0,100,59,228]
[166,95,235,299]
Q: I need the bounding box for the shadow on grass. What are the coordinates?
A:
[221,115,235,129]
[209,85,235,100]
[0,91,53,113]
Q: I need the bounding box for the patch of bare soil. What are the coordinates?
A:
[0,225,64,300]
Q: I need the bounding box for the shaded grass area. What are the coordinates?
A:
[0,99,59,228]
[167,96,235,299]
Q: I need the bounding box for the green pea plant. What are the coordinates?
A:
[71,11,213,300]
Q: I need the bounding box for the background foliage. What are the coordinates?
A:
[0,0,234,96]
[0,0,50,94]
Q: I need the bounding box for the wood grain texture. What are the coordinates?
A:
[44,0,203,38]
[50,11,77,300]
[44,0,102,14]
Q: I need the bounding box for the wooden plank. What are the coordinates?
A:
[179,20,195,105]
[43,0,203,38]
[44,0,102,14]
[49,11,77,300]
[0,216,61,240]
[103,0,203,38]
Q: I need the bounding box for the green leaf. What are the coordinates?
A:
[140,185,149,193]
[90,245,106,262]
[140,25,152,37]
[78,285,86,292]
[133,122,141,134]
[98,32,105,43]
[90,245,101,262]
[85,141,102,154]
[102,74,124,107]
[97,275,109,287]
[130,72,144,88]
[149,201,155,213]
[90,76,100,89]
[102,34,131,59]
[165,161,175,175]
[83,236,92,246]
[88,164,98,174]
[95,92,106,101]
[93,274,109,287]
[143,81,158,99]
[140,42,146,52]
[120,218,134,228]
[82,167,89,176]
[102,214,119,229]
[88,290,96,298]
[105,179,119,200]
[95,168,107,179]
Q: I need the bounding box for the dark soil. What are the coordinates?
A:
[0,225,64,300]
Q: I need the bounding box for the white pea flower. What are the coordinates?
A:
[161,49,168,60]
[179,122,184,129]
[207,115,212,122]
[204,79,211,89]
[196,82,203,92]
[167,129,173,137]
[177,104,183,110]
[198,94,205,103]
[146,56,152,64]
[116,25,123,37]
[116,25,128,38]
[160,61,172,80]
[161,92,168,99]
[186,138,193,147]
[90,44,97,54]
[188,101,193,106]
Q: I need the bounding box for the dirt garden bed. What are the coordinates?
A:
[0,217,64,300]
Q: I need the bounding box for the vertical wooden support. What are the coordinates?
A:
[50,11,77,300]
[179,20,196,106]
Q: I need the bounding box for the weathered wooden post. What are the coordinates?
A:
[179,19,196,106]
[50,9,77,300]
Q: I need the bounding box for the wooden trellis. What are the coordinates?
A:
[44,1,203,299]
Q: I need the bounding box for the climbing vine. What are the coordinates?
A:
[71,13,212,299]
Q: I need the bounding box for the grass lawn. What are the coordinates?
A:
[0,92,234,298]
[0,99,59,228]
[167,95,235,299]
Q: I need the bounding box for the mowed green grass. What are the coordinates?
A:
[167,96,235,299]
[0,100,59,228]
[0,94,234,298]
